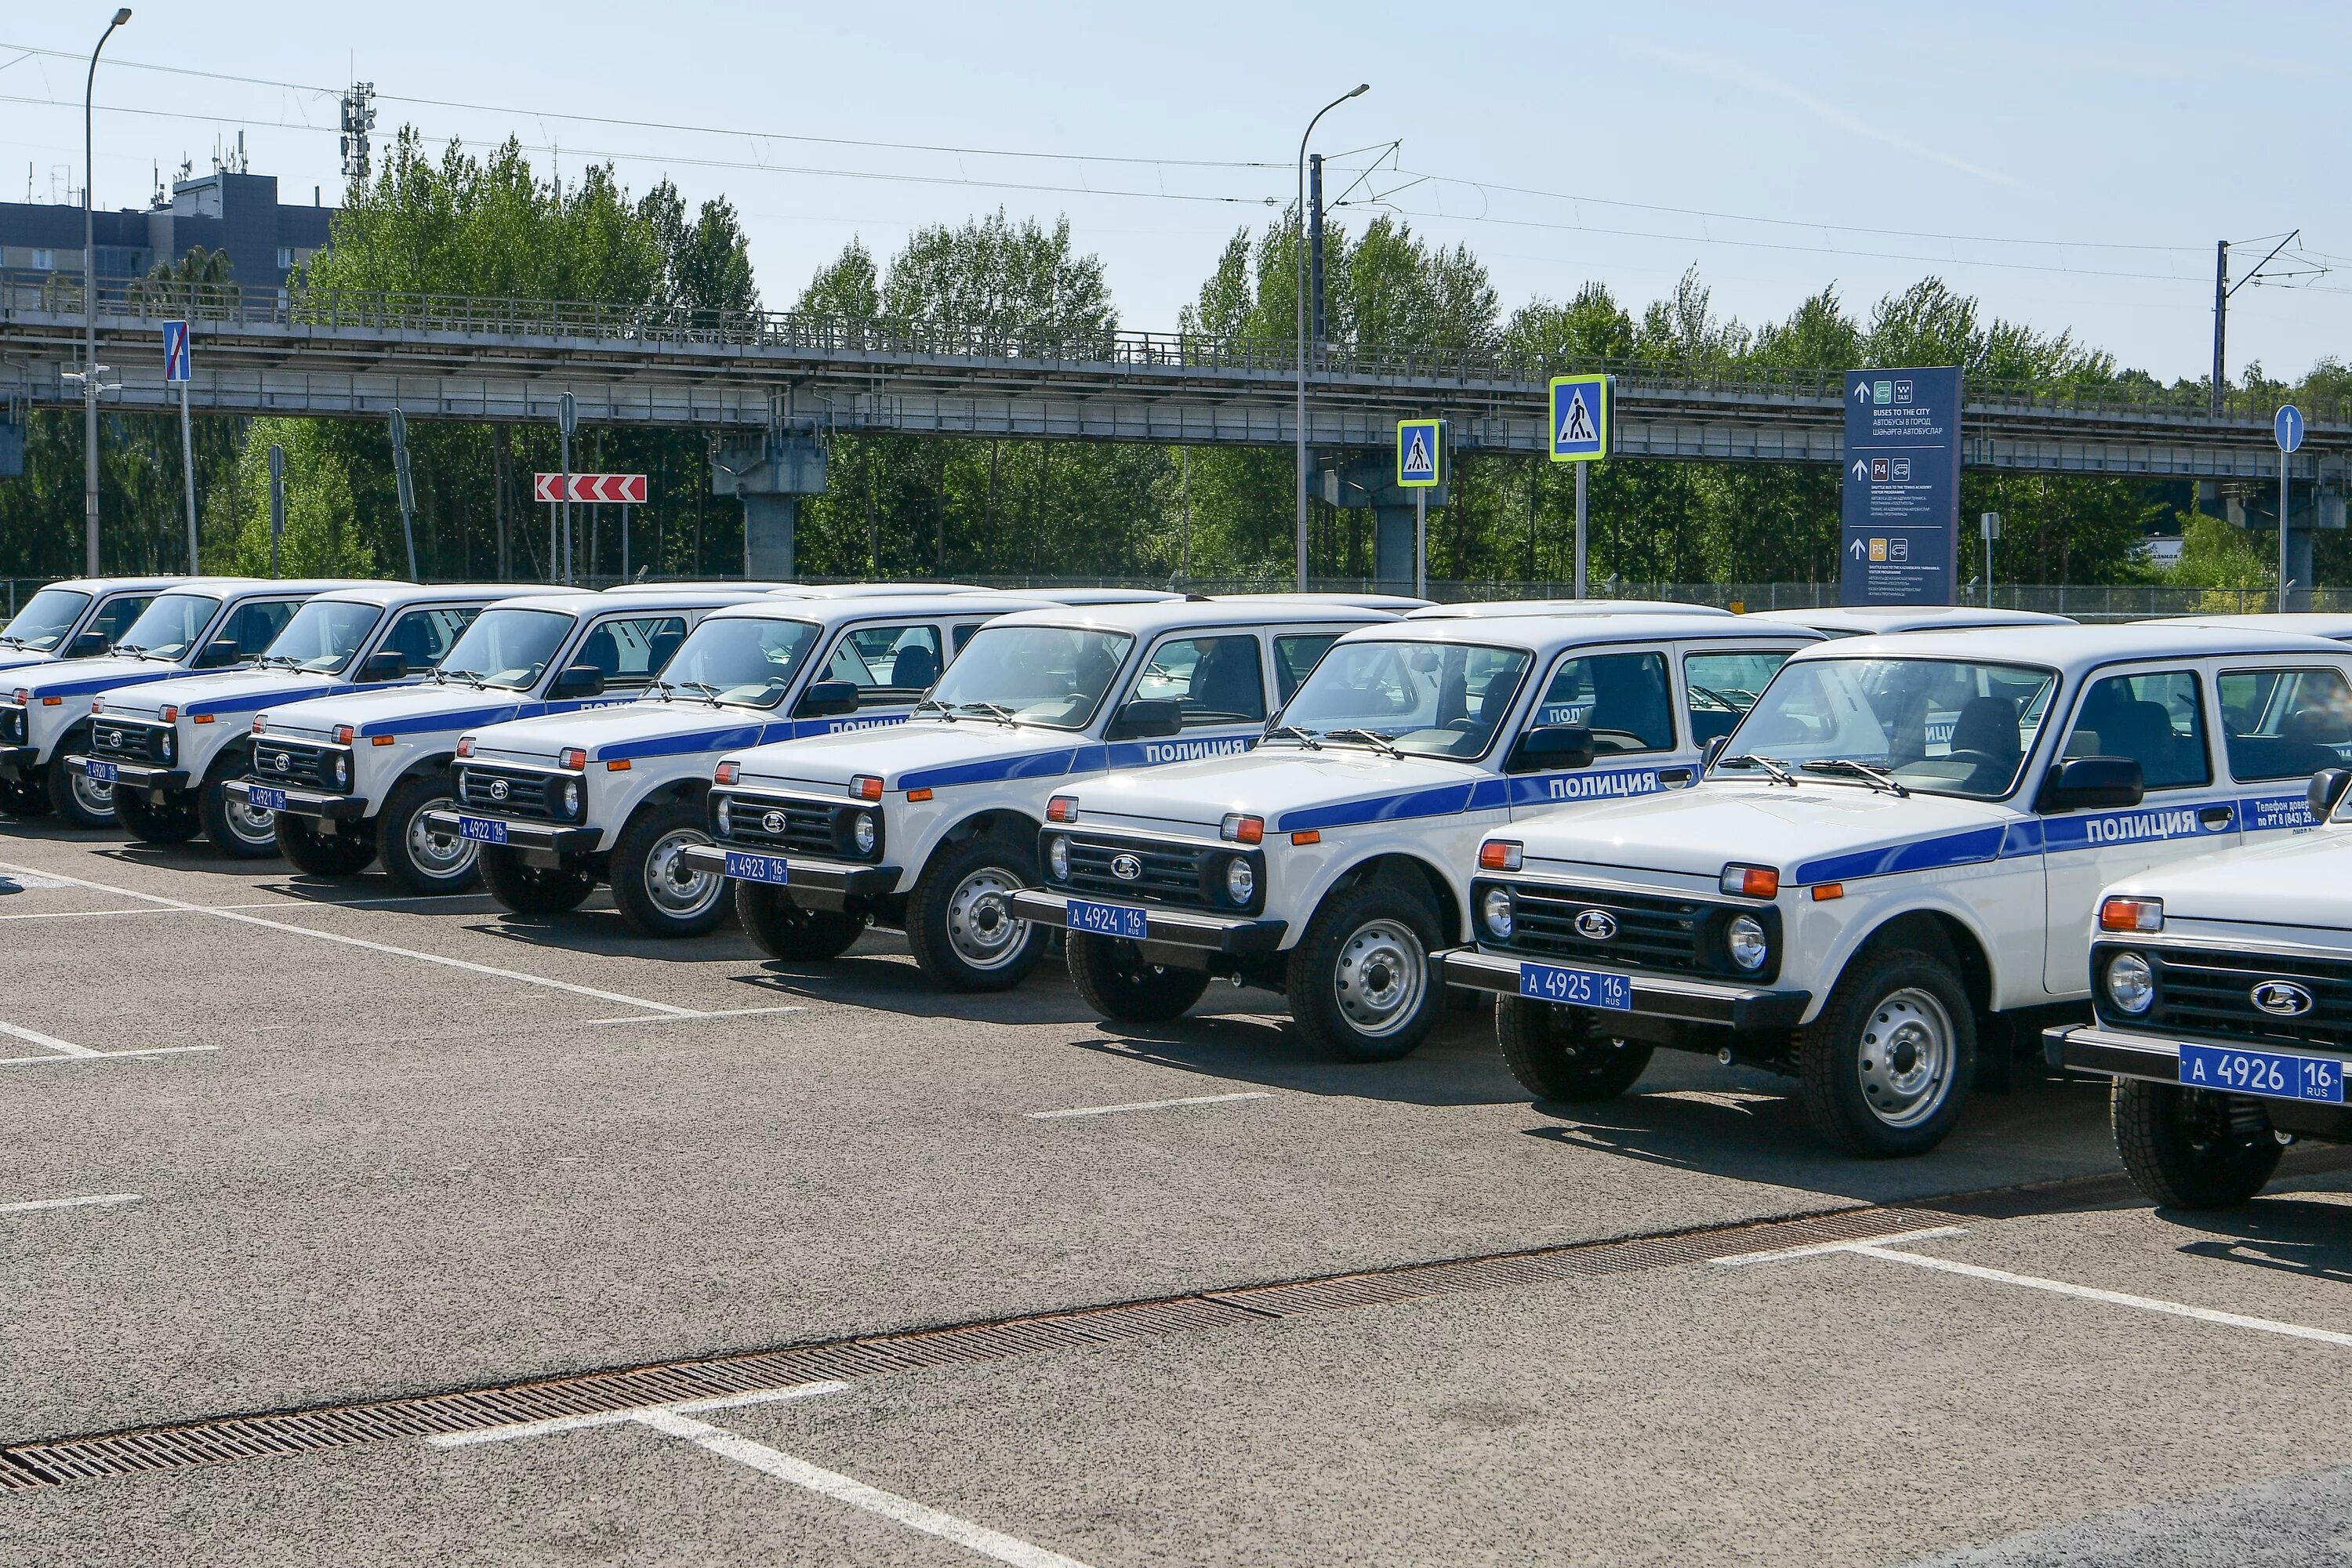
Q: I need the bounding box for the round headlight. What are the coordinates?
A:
[559,778,580,818]
[1224,856,1256,906]
[2105,952,2154,1014]
[1727,913,1769,971]
[851,810,877,856]
[1046,833,1069,880]
[332,752,349,786]
[715,797,733,837]
[158,729,174,761]
[1482,887,1514,941]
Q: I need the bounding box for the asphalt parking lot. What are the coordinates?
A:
[2,821,2349,1566]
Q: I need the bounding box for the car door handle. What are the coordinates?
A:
[2199,806,2234,829]
[1661,768,1694,786]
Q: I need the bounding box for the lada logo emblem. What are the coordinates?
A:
[100,729,121,749]
[488,779,509,801]
[270,751,290,772]
[762,809,787,836]
[1574,909,1619,941]
[2251,980,2315,1018]
[1111,852,1144,882]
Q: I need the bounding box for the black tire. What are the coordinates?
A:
[115,786,202,844]
[376,770,481,895]
[610,800,729,938]
[199,755,281,859]
[1285,882,1445,1063]
[1799,946,1976,1157]
[46,755,117,828]
[0,776,51,817]
[2111,1078,2284,1208]
[736,881,864,962]
[1066,931,1210,1022]
[903,833,1047,991]
[1495,996,1654,1102]
[479,844,595,916]
[274,813,379,877]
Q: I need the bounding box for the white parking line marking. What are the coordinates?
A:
[0,1193,141,1216]
[0,859,700,1018]
[583,1005,809,1026]
[1713,1225,1969,1266]
[0,1019,220,1067]
[1028,1091,1273,1120]
[0,902,287,921]
[427,1379,850,1449]
[0,1020,99,1056]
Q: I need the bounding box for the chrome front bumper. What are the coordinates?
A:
[1439,948,1811,1030]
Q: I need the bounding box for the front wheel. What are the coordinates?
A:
[201,760,283,859]
[1495,996,1653,1102]
[736,882,864,962]
[1286,883,1444,1062]
[47,757,117,829]
[275,813,379,877]
[1066,931,1210,1022]
[2111,1078,2283,1208]
[115,786,201,845]
[480,845,595,916]
[1799,948,1976,1157]
[611,802,728,938]
[377,771,481,895]
[904,833,1047,991]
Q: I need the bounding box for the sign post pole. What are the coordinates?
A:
[267,443,285,579]
[1547,375,1610,600]
[388,408,419,581]
[557,394,578,586]
[162,321,197,574]
[1574,464,1588,600]
[2276,404,2304,611]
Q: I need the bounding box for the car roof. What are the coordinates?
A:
[1750,606,2076,633]
[307,583,515,608]
[1793,622,2352,666]
[216,578,380,597]
[478,589,767,615]
[26,575,208,595]
[1015,587,1184,604]
[977,600,1398,634]
[702,593,1055,626]
[2155,612,2352,642]
[606,580,795,594]
[1334,613,1823,652]
[1215,592,1436,612]
[781,582,998,599]
[1404,598,1733,619]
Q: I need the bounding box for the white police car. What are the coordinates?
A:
[430,592,1039,934]
[228,588,761,890]
[1014,613,1817,1060]
[68,583,503,855]
[1443,623,2352,1156]
[0,575,183,676]
[689,599,1396,989]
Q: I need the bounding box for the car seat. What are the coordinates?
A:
[1588,657,1672,752]
[576,626,622,677]
[888,641,940,691]
[1945,695,2020,793]
[1189,640,1261,719]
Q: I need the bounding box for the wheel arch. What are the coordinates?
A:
[1316,851,1465,945]
[1845,906,1994,1018]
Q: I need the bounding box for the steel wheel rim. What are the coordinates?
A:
[223,789,278,845]
[1857,985,1955,1127]
[1334,917,1426,1036]
[946,864,1025,969]
[70,770,114,815]
[644,827,723,917]
[407,795,477,877]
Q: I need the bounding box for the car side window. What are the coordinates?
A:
[1533,652,1672,755]
[2217,666,2352,781]
[223,598,299,656]
[1684,650,1794,747]
[1272,633,1341,702]
[383,607,477,670]
[952,622,986,654]
[826,622,944,696]
[2063,670,2211,789]
[1135,634,1267,728]
[575,615,688,691]
[91,595,153,642]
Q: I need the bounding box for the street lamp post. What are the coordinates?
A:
[1294,83,1367,590]
[81,8,132,577]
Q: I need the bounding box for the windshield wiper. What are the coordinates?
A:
[1719,753,1797,786]
[911,696,957,722]
[1323,727,1402,757]
[1264,724,1323,750]
[954,700,1021,727]
[1801,758,1910,797]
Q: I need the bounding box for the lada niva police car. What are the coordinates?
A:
[228,588,760,889]
[1013,612,1817,1060]
[689,599,1396,989]
[0,578,363,828]
[0,575,180,676]
[67,583,503,855]
[1443,623,2352,1156]
[2047,761,2352,1207]
[427,592,1040,933]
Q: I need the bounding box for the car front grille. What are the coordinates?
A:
[719,793,843,857]
[89,719,169,764]
[2109,945,2352,1054]
[249,739,344,793]
[1496,882,1717,974]
[1058,833,1220,911]
[459,764,557,821]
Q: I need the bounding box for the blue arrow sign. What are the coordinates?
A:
[1548,374,1609,462]
[1396,419,1443,487]
[2277,404,2304,454]
[161,320,191,384]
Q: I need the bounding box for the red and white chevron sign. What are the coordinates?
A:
[532,473,648,504]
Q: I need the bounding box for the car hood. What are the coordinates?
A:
[0,648,60,674]
[255,680,546,742]
[469,698,775,764]
[2107,829,2352,933]
[10,655,193,703]
[100,667,343,722]
[731,718,1091,794]
[1513,779,2023,887]
[1072,745,1486,837]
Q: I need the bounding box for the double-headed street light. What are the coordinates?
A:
[82,7,132,577]
[1295,83,1367,590]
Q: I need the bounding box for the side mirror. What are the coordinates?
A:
[794,679,861,719]
[1106,697,1183,740]
[1700,734,1730,775]
[546,664,606,701]
[360,650,408,683]
[198,638,244,668]
[2038,755,2144,813]
[67,631,109,658]
[1507,724,1595,775]
[2309,766,2351,823]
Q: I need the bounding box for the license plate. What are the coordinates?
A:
[724,850,790,885]
[245,785,288,811]
[81,759,118,783]
[1066,898,1149,938]
[1518,960,1633,1011]
[2180,1042,2347,1105]
[456,814,509,845]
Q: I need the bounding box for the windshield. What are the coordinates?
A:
[113,593,222,659]
[925,626,1134,728]
[1272,639,1532,758]
[0,589,92,651]
[655,617,820,708]
[434,608,573,690]
[1720,657,2057,798]
[259,600,385,673]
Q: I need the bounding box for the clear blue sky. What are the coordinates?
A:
[4,2,2346,382]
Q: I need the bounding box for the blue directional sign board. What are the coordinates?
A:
[162,320,191,384]
[1396,419,1443,488]
[2277,404,2304,453]
[1841,366,1962,606]
[1548,374,1609,462]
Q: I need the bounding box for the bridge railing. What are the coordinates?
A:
[4,266,2341,425]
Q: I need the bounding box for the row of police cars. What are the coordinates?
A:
[6,574,2352,1208]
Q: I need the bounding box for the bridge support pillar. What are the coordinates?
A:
[1322,452,1443,592]
[714,426,828,579]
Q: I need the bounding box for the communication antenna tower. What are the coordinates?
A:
[340,82,377,184]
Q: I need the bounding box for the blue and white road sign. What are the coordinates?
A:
[161,320,191,384]
[1841,366,1962,608]
[2277,404,2305,454]
[1396,419,1443,488]
[1548,374,1609,462]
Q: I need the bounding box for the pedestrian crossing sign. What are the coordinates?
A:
[1396,419,1444,488]
[1548,374,1610,462]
